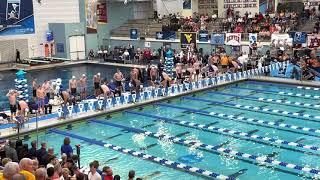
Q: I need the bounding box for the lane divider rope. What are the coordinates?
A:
[49,128,232,180]
[184,97,320,122]
[229,87,320,100]
[126,110,320,154]
[207,91,320,110]
[90,119,320,177]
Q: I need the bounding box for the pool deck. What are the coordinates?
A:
[0,60,146,72]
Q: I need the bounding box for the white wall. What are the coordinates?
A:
[155,0,183,16]
[218,1,259,17]
[133,1,153,19]
[0,0,80,60]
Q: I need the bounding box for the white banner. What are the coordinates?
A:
[225,33,241,46]
[271,33,293,46]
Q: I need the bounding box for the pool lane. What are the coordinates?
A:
[244,81,320,93]
[89,119,320,178]
[72,118,312,179]
[50,128,232,180]
[207,91,320,110]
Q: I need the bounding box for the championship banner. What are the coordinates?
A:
[249,33,257,47]
[225,33,241,46]
[307,34,320,48]
[289,32,307,44]
[210,33,225,45]
[271,33,292,46]
[0,0,35,36]
[180,32,197,49]
[97,1,107,24]
[130,29,138,39]
[183,0,191,9]
[156,31,176,40]
[198,30,209,42]
[86,0,98,33]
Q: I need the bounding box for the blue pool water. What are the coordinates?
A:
[23,80,320,179]
[0,64,131,109]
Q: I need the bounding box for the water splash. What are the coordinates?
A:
[132,133,147,148]
[156,121,175,156]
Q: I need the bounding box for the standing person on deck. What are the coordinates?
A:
[32,79,37,102]
[36,85,45,114]
[69,76,77,105]
[6,90,19,120]
[93,73,101,97]
[113,69,123,94]
[17,100,29,125]
[79,74,87,100]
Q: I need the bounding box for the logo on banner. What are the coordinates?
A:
[199,30,208,42]
[211,33,224,45]
[249,33,257,47]
[7,0,20,20]
[180,32,197,49]
[290,32,307,44]
[225,33,241,46]
[156,32,163,39]
[130,29,138,39]
[308,34,320,48]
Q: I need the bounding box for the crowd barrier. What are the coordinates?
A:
[56,61,290,118]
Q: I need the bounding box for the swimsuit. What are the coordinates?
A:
[10,104,17,113]
[94,82,100,89]
[37,98,45,107]
[71,88,77,95]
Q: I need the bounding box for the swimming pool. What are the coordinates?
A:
[0,64,131,109]
[22,80,320,179]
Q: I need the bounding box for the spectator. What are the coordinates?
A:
[92,160,102,175]
[1,158,12,170]
[32,159,38,172]
[61,168,70,180]
[128,170,135,180]
[28,141,37,159]
[36,142,47,166]
[42,147,54,167]
[46,155,58,169]
[52,163,62,179]
[47,167,54,180]
[3,162,20,180]
[19,158,35,180]
[113,175,120,180]
[35,168,46,180]
[102,166,113,180]
[5,140,18,162]
[61,137,73,158]
[88,162,101,180]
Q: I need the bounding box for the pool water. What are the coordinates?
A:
[0,64,131,109]
[23,80,320,179]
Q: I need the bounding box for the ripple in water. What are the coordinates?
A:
[132,133,147,148]
[157,121,175,157]
[185,133,203,158]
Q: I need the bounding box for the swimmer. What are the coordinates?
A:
[130,68,141,93]
[149,65,158,87]
[193,59,201,81]
[32,79,37,101]
[69,76,77,96]
[113,69,123,92]
[36,85,46,114]
[175,63,183,84]
[60,91,70,106]
[186,63,194,82]
[161,72,171,88]
[79,74,87,100]
[100,83,112,100]
[6,90,19,120]
[93,73,101,96]
[42,80,51,99]
[17,100,29,124]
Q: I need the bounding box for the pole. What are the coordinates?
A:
[76,144,81,168]
[36,111,39,148]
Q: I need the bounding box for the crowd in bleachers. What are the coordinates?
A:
[97,45,160,63]
[0,137,140,180]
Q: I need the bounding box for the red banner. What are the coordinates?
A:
[97,2,107,24]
